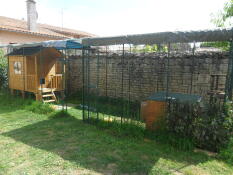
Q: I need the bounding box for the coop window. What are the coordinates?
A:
[14,61,22,75]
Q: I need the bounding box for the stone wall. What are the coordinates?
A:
[67,51,229,101]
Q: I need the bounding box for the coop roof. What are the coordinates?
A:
[7,46,43,56]
[7,46,62,56]
[147,91,202,103]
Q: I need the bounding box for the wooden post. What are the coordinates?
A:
[62,59,66,91]
[35,92,42,101]
[7,56,10,90]
[61,90,65,99]
[10,89,14,95]
[23,55,27,92]
[34,56,38,92]
[34,56,40,101]
[21,90,25,99]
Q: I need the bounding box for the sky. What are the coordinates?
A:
[0,0,229,36]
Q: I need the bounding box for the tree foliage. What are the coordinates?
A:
[203,1,233,51]
[201,41,230,51]
[211,0,233,27]
[132,44,167,53]
[0,49,8,89]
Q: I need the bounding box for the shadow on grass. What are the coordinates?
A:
[2,111,213,174]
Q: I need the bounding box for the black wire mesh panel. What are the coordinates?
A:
[81,45,143,125]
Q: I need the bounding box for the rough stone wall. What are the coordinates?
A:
[67,51,229,101]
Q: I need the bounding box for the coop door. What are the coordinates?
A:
[9,56,25,90]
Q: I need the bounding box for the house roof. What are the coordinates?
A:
[0,16,95,39]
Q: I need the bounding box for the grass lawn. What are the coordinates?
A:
[0,93,232,175]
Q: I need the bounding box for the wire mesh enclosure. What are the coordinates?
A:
[79,30,233,127]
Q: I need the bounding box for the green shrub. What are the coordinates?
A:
[26,101,55,115]
[219,137,233,164]
[147,130,195,151]
[166,102,200,137]
[201,41,230,51]
[165,101,233,152]
[193,102,233,152]
[0,49,8,89]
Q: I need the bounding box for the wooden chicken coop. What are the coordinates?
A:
[8,46,65,102]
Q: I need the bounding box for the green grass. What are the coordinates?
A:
[219,138,233,164]
[66,91,141,120]
[0,91,233,175]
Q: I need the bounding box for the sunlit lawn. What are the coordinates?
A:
[0,92,232,175]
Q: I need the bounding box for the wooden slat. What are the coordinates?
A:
[49,74,63,90]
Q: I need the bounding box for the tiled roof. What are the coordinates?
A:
[0,16,95,39]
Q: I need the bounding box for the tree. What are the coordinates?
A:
[202,1,233,51]
[211,0,233,27]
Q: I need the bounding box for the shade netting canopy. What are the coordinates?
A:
[82,28,233,46]
[0,28,232,48]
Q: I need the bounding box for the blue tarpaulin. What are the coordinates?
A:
[3,39,85,50]
[42,39,84,49]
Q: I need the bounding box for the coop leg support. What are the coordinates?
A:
[35,93,42,101]
[10,89,14,96]
[21,91,25,99]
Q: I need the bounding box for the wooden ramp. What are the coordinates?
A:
[39,88,57,103]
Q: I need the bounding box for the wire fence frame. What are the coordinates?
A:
[80,39,233,127]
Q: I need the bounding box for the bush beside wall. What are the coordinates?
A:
[166,101,233,152]
[0,49,8,89]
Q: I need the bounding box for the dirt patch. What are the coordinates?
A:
[194,148,217,157]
